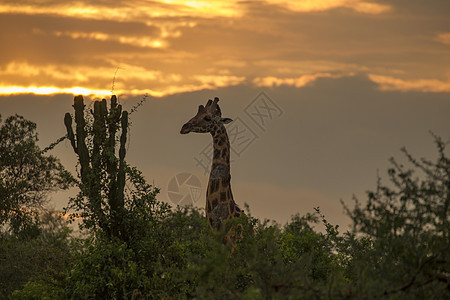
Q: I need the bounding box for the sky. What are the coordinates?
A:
[1,0,450,229]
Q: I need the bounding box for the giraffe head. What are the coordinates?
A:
[180,97,232,134]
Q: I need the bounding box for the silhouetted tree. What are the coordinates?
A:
[343,134,450,298]
[0,114,72,236]
[64,95,129,239]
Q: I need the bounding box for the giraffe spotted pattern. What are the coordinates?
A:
[180,97,242,230]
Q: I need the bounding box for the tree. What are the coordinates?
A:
[63,95,168,241]
[0,210,73,299]
[0,114,72,236]
[64,95,129,238]
[343,134,450,298]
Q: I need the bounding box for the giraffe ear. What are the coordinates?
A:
[221,118,233,124]
[198,105,205,113]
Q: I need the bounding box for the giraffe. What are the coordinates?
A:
[180,97,242,231]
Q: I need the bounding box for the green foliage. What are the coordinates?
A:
[0,211,72,299]
[66,235,149,299]
[342,134,450,298]
[0,114,73,236]
[10,278,64,300]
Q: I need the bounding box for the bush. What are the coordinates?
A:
[0,211,72,298]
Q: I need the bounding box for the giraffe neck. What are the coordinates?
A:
[205,123,241,229]
[208,124,231,197]
[211,123,230,168]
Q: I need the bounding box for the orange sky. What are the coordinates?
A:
[1,0,450,227]
[0,0,449,98]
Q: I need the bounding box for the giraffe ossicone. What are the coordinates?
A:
[180,97,242,230]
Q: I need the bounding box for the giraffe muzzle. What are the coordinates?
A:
[180,123,192,134]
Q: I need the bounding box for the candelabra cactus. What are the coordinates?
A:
[64,95,128,238]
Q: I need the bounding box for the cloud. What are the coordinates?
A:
[0,0,448,98]
[255,71,450,93]
[0,61,246,97]
[253,73,349,88]
[435,32,450,45]
[369,74,450,93]
[0,86,110,97]
[0,61,162,85]
[265,0,391,14]
[194,75,246,88]
[54,31,166,49]
[0,0,244,21]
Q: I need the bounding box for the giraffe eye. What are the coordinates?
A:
[204,116,212,121]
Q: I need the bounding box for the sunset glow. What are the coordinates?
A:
[253,73,349,88]
[54,31,167,49]
[265,0,391,14]
[368,75,450,93]
[0,0,244,20]
[436,32,450,45]
[0,86,111,97]
[0,0,448,97]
